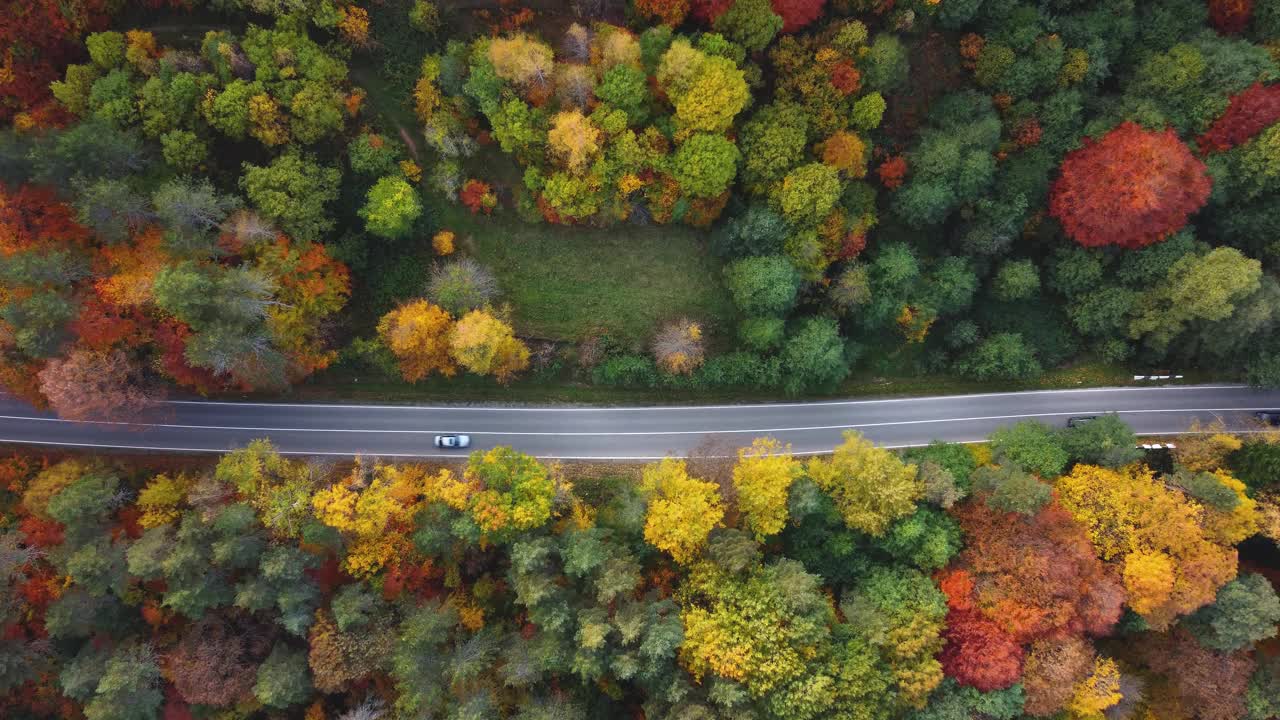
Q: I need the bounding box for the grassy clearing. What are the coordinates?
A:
[433,199,736,347]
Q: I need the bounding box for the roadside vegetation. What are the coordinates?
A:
[3,416,1280,719]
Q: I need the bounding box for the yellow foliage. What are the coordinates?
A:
[337,5,370,46]
[732,438,800,539]
[642,458,724,564]
[806,431,922,536]
[1067,657,1123,718]
[432,230,456,256]
[547,110,602,174]
[344,534,404,578]
[449,309,530,383]
[1199,470,1260,545]
[248,93,289,146]
[452,593,486,630]
[488,34,554,88]
[969,443,994,467]
[22,460,87,519]
[377,300,457,382]
[413,76,442,123]
[618,173,645,196]
[597,28,642,69]
[137,473,191,528]
[125,30,158,73]
[1173,421,1243,471]
[422,468,475,511]
[400,159,423,183]
[1057,464,1239,628]
[820,131,868,178]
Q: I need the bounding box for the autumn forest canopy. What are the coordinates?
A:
[4,417,1280,719]
[0,0,1277,410]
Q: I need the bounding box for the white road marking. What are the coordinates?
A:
[0,407,1267,436]
[155,383,1250,412]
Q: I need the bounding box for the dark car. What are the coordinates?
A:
[434,434,472,449]
[1255,411,1280,427]
[1067,416,1098,428]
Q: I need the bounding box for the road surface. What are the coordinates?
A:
[1,385,1278,459]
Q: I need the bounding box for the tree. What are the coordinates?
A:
[780,316,849,395]
[1049,122,1211,249]
[776,162,841,225]
[83,643,162,720]
[938,609,1023,692]
[240,154,341,241]
[427,258,499,316]
[596,64,649,125]
[714,0,783,52]
[672,133,740,198]
[642,458,723,563]
[1060,414,1142,467]
[989,421,1069,478]
[254,644,312,709]
[971,466,1052,515]
[807,431,921,536]
[448,309,529,382]
[359,176,422,240]
[1056,464,1239,629]
[1197,82,1280,153]
[652,317,706,375]
[820,131,868,178]
[547,109,600,174]
[377,301,456,382]
[732,437,800,539]
[841,566,947,708]
[1137,629,1254,720]
[1185,573,1280,652]
[1020,637,1094,717]
[1229,440,1280,491]
[770,0,827,33]
[739,103,807,192]
[723,255,800,316]
[673,55,749,133]
[957,334,1041,381]
[487,34,555,92]
[165,615,271,707]
[1129,247,1262,352]
[460,446,556,540]
[152,177,238,254]
[992,260,1040,301]
[38,349,159,422]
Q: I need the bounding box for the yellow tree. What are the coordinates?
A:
[806,431,921,536]
[673,55,749,134]
[1172,420,1243,471]
[642,458,724,563]
[732,437,800,539]
[547,109,601,174]
[1056,464,1239,629]
[312,459,418,577]
[487,34,554,91]
[376,300,456,382]
[449,309,530,383]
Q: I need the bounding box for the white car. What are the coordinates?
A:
[434,434,471,449]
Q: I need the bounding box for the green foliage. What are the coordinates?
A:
[971,465,1052,515]
[82,644,161,720]
[714,0,784,52]
[724,255,801,316]
[240,154,342,241]
[1059,414,1142,468]
[780,316,849,395]
[1186,574,1280,652]
[992,260,1040,301]
[957,333,1042,381]
[254,644,313,709]
[989,421,1069,478]
[672,133,740,198]
[360,175,423,239]
[776,162,841,226]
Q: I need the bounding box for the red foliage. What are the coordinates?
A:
[0,359,47,408]
[690,0,735,23]
[1209,0,1254,34]
[636,0,692,26]
[0,184,93,256]
[1197,83,1280,154]
[838,230,867,260]
[945,499,1124,644]
[0,453,43,493]
[1049,122,1211,249]
[829,61,862,95]
[1137,629,1255,720]
[382,560,444,602]
[161,688,195,720]
[770,0,827,33]
[460,179,496,215]
[940,609,1025,691]
[0,0,112,125]
[17,571,61,611]
[72,296,146,351]
[38,348,161,422]
[306,555,351,596]
[19,516,64,549]
[1013,117,1043,148]
[154,320,222,394]
[877,155,908,190]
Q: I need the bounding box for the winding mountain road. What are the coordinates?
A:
[1,385,1278,459]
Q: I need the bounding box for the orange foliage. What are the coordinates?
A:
[377,300,456,382]
[820,131,868,177]
[0,184,92,256]
[939,609,1024,691]
[94,226,169,307]
[71,295,146,351]
[635,0,691,25]
[1049,122,1211,249]
[829,61,862,95]
[460,179,497,214]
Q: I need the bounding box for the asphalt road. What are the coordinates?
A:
[1,385,1278,460]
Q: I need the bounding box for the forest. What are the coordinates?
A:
[2,417,1280,719]
[2,0,1280,412]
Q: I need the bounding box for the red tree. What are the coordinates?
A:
[1197,83,1280,154]
[939,609,1025,691]
[37,348,161,422]
[770,0,827,33]
[944,499,1124,644]
[1049,122,1211,249]
[0,0,113,125]
[1209,0,1254,34]
[830,61,862,95]
[877,155,908,190]
[690,0,735,23]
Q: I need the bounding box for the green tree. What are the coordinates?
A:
[1130,247,1262,353]
[673,55,749,133]
[289,82,345,144]
[780,316,849,396]
[724,255,801,316]
[596,64,650,125]
[1060,414,1142,468]
[152,177,238,254]
[359,176,423,239]
[842,566,948,708]
[672,133,740,198]
[971,465,1053,515]
[992,260,1040,301]
[989,420,1069,478]
[776,162,841,226]
[254,644,313,709]
[82,644,161,720]
[740,103,808,193]
[957,333,1042,381]
[713,0,783,52]
[807,431,921,536]
[240,154,342,240]
[1184,574,1280,653]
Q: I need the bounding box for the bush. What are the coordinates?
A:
[426,258,499,315]
[724,255,801,316]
